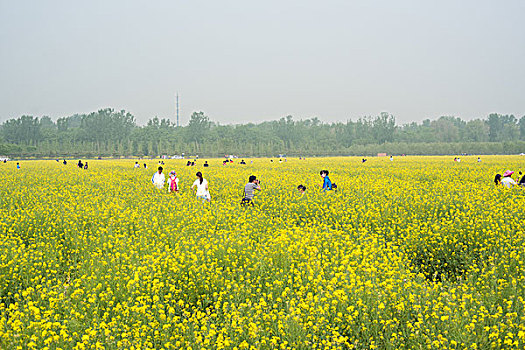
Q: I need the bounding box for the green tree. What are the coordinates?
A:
[185,111,211,150]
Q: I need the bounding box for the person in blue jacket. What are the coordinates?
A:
[320,170,332,191]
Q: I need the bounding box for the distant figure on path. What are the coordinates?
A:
[501,170,517,189]
[152,166,165,190]
[192,171,210,202]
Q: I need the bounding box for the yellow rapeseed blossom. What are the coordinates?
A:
[0,156,524,349]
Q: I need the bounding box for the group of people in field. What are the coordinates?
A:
[76,159,88,170]
[149,164,337,204]
[494,170,525,188]
[151,166,211,201]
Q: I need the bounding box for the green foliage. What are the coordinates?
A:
[1,110,524,157]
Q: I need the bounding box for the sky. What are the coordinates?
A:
[0,0,524,126]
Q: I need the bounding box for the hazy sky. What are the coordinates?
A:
[1,0,524,125]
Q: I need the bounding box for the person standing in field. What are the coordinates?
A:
[241,175,261,206]
[501,170,517,188]
[16,162,20,169]
[84,162,88,170]
[320,170,332,191]
[192,171,210,202]
[134,161,140,168]
[167,171,179,193]
[152,166,165,190]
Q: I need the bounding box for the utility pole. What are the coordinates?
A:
[176,93,180,127]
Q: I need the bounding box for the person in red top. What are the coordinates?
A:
[168,171,179,193]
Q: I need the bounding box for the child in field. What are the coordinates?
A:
[16,162,20,169]
[167,171,179,193]
[152,166,165,190]
[297,185,306,193]
[494,174,502,186]
[84,162,88,170]
[192,171,210,201]
[134,161,140,168]
[320,170,332,191]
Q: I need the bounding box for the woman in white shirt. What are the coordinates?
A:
[151,166,165,190]
[501,170,517,189]
[191,171,210,201]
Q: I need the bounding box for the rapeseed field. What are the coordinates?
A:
[1,156,524,349]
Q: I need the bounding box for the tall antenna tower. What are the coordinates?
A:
[176,93,180,127]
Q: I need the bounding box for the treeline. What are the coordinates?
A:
[1,108,524,158]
